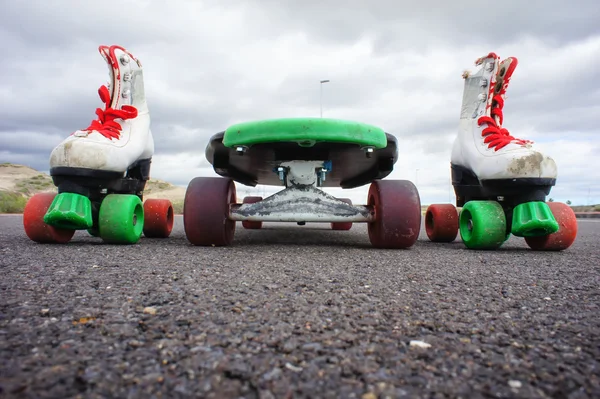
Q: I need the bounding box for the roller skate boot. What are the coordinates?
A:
[23,45,173,244]
[425,53,577,250]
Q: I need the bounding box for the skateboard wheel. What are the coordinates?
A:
[183,177,236,246]
[367,180,421,249]
[459,201,506,250]
[143,199,174,238]
[524,202,577,251]
[425,204,459,242]
[23,192,75,244]
[241,196,263,230]
[331,198,353,231]
[98,194,144,244]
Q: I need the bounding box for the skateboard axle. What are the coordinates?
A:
[229,204,375,223]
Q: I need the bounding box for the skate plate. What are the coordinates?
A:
[205,117,398,189]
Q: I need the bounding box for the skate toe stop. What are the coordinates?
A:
[43,193,93,230]
[511,201,559,237]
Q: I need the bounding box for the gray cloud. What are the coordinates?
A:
[247,0,600,48]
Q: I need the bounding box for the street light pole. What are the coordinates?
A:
[320,79,330,118]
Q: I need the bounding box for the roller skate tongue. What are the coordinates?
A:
[476,55,530,150]
[75,45,139,140]
[98,45,121,109]
[491,57,518,125]
[475,52,499,66]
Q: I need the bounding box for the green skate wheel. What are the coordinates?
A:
[98,194,144,244]
[459,201,507,250]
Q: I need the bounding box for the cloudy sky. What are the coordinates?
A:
[1,0,599,205]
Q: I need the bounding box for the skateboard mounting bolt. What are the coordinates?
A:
[236,146,247,155]
[478,93,487,102]
[364,147,374,158]
[122,89,130,99]
[277,167,285,181]
[123,72,132,82]
[320,168,327,182]
[480,78,488,87]
[120,54,130,65]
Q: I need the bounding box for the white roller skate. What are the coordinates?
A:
[425,53,576,251]
[23,45,173,245]
[50,44,153,175]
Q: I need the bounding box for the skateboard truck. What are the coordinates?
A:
[233,160,371,223]
[230,184,375,223]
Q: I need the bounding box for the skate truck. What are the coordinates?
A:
[425,53,577,251]
[182,117,422,248]
[23,45,174,245]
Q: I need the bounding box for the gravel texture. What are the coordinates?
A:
[1,215,599,398]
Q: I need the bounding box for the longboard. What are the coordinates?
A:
[205,118,399,189]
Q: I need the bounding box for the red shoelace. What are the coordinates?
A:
[478,94,530,150]
[83,85,138,140]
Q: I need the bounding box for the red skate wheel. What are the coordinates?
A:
[524,202,578,251]
[331,198,353,231]
[23,193,75,244]
[367,180,421,249]
[425,204,459,242]
[143,199,174,238]
[183,177,236,246]
[241,196,263,230]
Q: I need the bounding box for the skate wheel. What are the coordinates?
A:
[367,180,421,249]
[143,199,174,238]
[425,204,459,242]
[524,202,577,251]
[183,177,236,246]
[459,201,506,250]
[23,193,75,244]
[98,194,144,244]
[331,198,353,231]
[241,196,263,230]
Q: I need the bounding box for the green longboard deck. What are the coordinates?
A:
[206,118,399,188]
[222,118,388,148]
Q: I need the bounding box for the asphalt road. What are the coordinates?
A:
[1,215,599,399]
